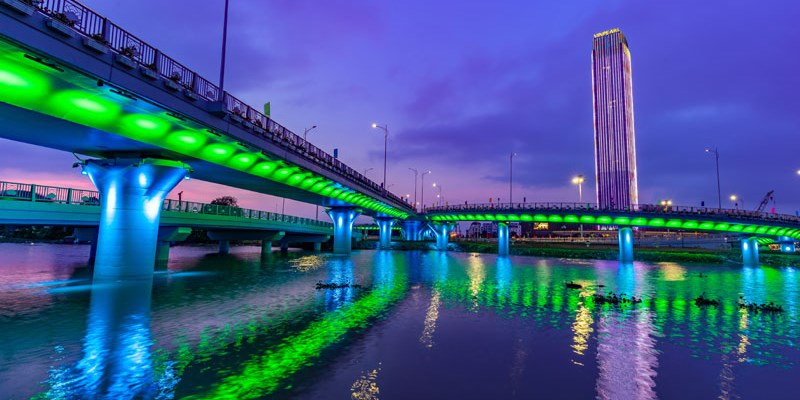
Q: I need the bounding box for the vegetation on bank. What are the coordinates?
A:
[355,239,800,267]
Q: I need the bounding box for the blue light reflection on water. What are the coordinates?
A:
[0,244,799,399]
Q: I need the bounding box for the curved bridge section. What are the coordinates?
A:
[425,203,800,239]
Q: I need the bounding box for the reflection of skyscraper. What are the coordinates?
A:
[592,28,639,210]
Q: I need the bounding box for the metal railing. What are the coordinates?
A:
[424,202,800,225]
[23,0,411,211]
[0,180,332,228]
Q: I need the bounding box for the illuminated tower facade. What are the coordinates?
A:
[592,28,638,210]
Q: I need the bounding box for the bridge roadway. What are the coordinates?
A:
[422,202,800,265]
[0,180,332,262]
[0,0,414,277]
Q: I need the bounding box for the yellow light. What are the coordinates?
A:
[571,176,584,185]
[371,123,378,128]
[730,195,737,201]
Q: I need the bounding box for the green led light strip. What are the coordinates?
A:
[430,213,800,238]
[0,42,408,218]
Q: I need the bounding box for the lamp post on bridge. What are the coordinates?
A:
[705,148,721,209]
[303,125,318,147]
[371,123,389,193]
[364,167,374,178]
[421,170,431,211]
[217,0,230,101]
[433,182,443,207]
[572,175,584,240]
[408,168,418,211]
[509,152,517,206]
[730,194,740,210]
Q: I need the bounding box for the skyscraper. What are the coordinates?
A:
[592,28,639,210]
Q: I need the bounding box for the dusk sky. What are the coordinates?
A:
[2,0,799,220]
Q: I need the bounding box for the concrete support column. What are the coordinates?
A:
[261,240,273,256]
[376,217,396,250]
[778,236,795,253]
[81,158,189,280]
[75,227,99,265]
[401,219,424,241]
[280,237,290,254]
[497,221,509,256]
[618,227,634,263]
[428,222,454,251]
[218,240,230,254]
[326,207,361,254]
[155,227,191,267]
[313,242,322,252]
[742,237,759,266]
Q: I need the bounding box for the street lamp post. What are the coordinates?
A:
[371,123,389,192]
[509,152,517,206]
[730,194,739,210]
[421,170,431,211]
[364,167,374,178]
[572,175,585,239]
[217,0,230,101]
[303,125,318,143]
[433,183,443,207]
[705,148,721,209]
[408,168,418,210]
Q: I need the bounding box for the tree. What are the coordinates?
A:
[211,196,239,207]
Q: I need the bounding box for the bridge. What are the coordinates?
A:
[422,202,800,265]
[0,0,414,279]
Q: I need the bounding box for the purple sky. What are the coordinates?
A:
[2,0,800,219]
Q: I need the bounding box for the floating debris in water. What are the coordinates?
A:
[315,281,363,290]
[565,281,582,290]
[694,292,720,307]
[738,296,783,313]
[592,291,642,305]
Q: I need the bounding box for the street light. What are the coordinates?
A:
[730,194,739,209]
[705,148,721,209]
[217,0,230,101]
[509,152,517,205]
[303,125,318,142]
[572,175,585,240]
[571,175,585,203]
[371,123,388,192]
[433,182,443,207]
[408,168,418,210]
[420,170,431,210]
[364,167,374,177]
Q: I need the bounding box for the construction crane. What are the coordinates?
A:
[755,190,775,213]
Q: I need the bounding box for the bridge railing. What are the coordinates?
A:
[0,180,332,228]
[424,202,800,224]
[25,0,410,211]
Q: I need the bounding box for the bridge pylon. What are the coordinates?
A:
[80,158,190,280]
[428,222,455,251]
[400,219,425,241]
[497,221,510,256]
[778,236,796,253]
[375,217,396,250]
[618,227,634,263]
[326,207,361,254]
[741,237,759,266]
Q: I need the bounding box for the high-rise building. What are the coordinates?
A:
[592,28,639,210]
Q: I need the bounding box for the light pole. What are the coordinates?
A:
[303,125,318,143]
[433,183,443,207]
[364,167,374,178]
[371,123,388,192]
[421,170,431,210]
[408,168,418,210]
[572,175,585,240]
[705,148,721,209]
[509,152,517,206]
[217,0,230,101]
[730,194,739,210]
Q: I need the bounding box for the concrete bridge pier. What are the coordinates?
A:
[497,222,510,256]
[73,227,99,265]
[778,236,795,253]
[155,227,192,267]
[279,234,331,253]
[207,230,285,255]
[326,207,361,254]
[81,158,189,281]
[401,219,424,241]
[618,227,634,263]
[742,237,759,266]
[428,222,455,251]
[375,217,396,249]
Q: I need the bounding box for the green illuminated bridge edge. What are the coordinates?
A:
[424,203,800,239]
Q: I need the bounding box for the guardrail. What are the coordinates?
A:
[15,0,411,211]
[424,202,800,225]
[0,180,332,228]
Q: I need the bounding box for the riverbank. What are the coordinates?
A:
[356,239,800,267]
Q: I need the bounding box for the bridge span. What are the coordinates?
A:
[0,0,414,278]
[422,202,800,265]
